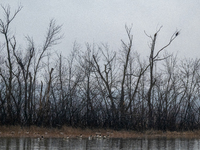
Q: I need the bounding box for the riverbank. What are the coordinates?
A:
[0,126,200,139]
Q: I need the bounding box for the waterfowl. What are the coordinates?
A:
[99,134,102,138]
[76,134,82,139]
[97,134,103,139]
[88,135,92,140]
[38,135,44,141]
[63,136,69,141]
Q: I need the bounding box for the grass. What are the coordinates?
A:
[0,125,200,138]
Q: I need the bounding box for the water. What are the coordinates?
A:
[0,137,200,150]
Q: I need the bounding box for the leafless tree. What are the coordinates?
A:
[0,4,22,123]
[145,26,179,128]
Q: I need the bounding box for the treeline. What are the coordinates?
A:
[0,5,200,131]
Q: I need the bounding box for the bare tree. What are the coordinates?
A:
[119,25,133,126]
[76,43,99,126]
[0,5,22,123]
[32,19,62,94]
[93,44,118,127]
[178,58,200,130]
[145,27,179,128]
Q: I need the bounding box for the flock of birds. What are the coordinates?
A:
[63,133,110,141]
[37,132,111,141]
[7,130,112,141]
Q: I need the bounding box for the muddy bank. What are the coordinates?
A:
[0,126,200,139]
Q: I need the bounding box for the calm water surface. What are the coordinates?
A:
[0,137,200,150]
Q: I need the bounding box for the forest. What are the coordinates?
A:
[0,5,200,132]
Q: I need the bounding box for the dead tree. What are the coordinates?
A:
[145,26,179,128]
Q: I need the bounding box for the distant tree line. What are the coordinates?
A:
[0,5,200,131]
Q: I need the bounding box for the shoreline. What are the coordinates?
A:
[0,126,200,139]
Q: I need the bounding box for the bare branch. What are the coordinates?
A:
[0,5,22,34]
[153,30,179,60]
[43,19,63,51]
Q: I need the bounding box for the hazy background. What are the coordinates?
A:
[1,0,200,59]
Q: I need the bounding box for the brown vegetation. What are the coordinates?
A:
[1,126,200,139]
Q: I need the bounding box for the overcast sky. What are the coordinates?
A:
[1,0,200,59]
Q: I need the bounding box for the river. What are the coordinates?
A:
[0,137,200,150]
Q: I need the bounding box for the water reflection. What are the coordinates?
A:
[0,137,200,150]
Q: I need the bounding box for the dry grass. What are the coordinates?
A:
[0,126,200,139]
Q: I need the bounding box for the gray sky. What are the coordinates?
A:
[1,0,200,59]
